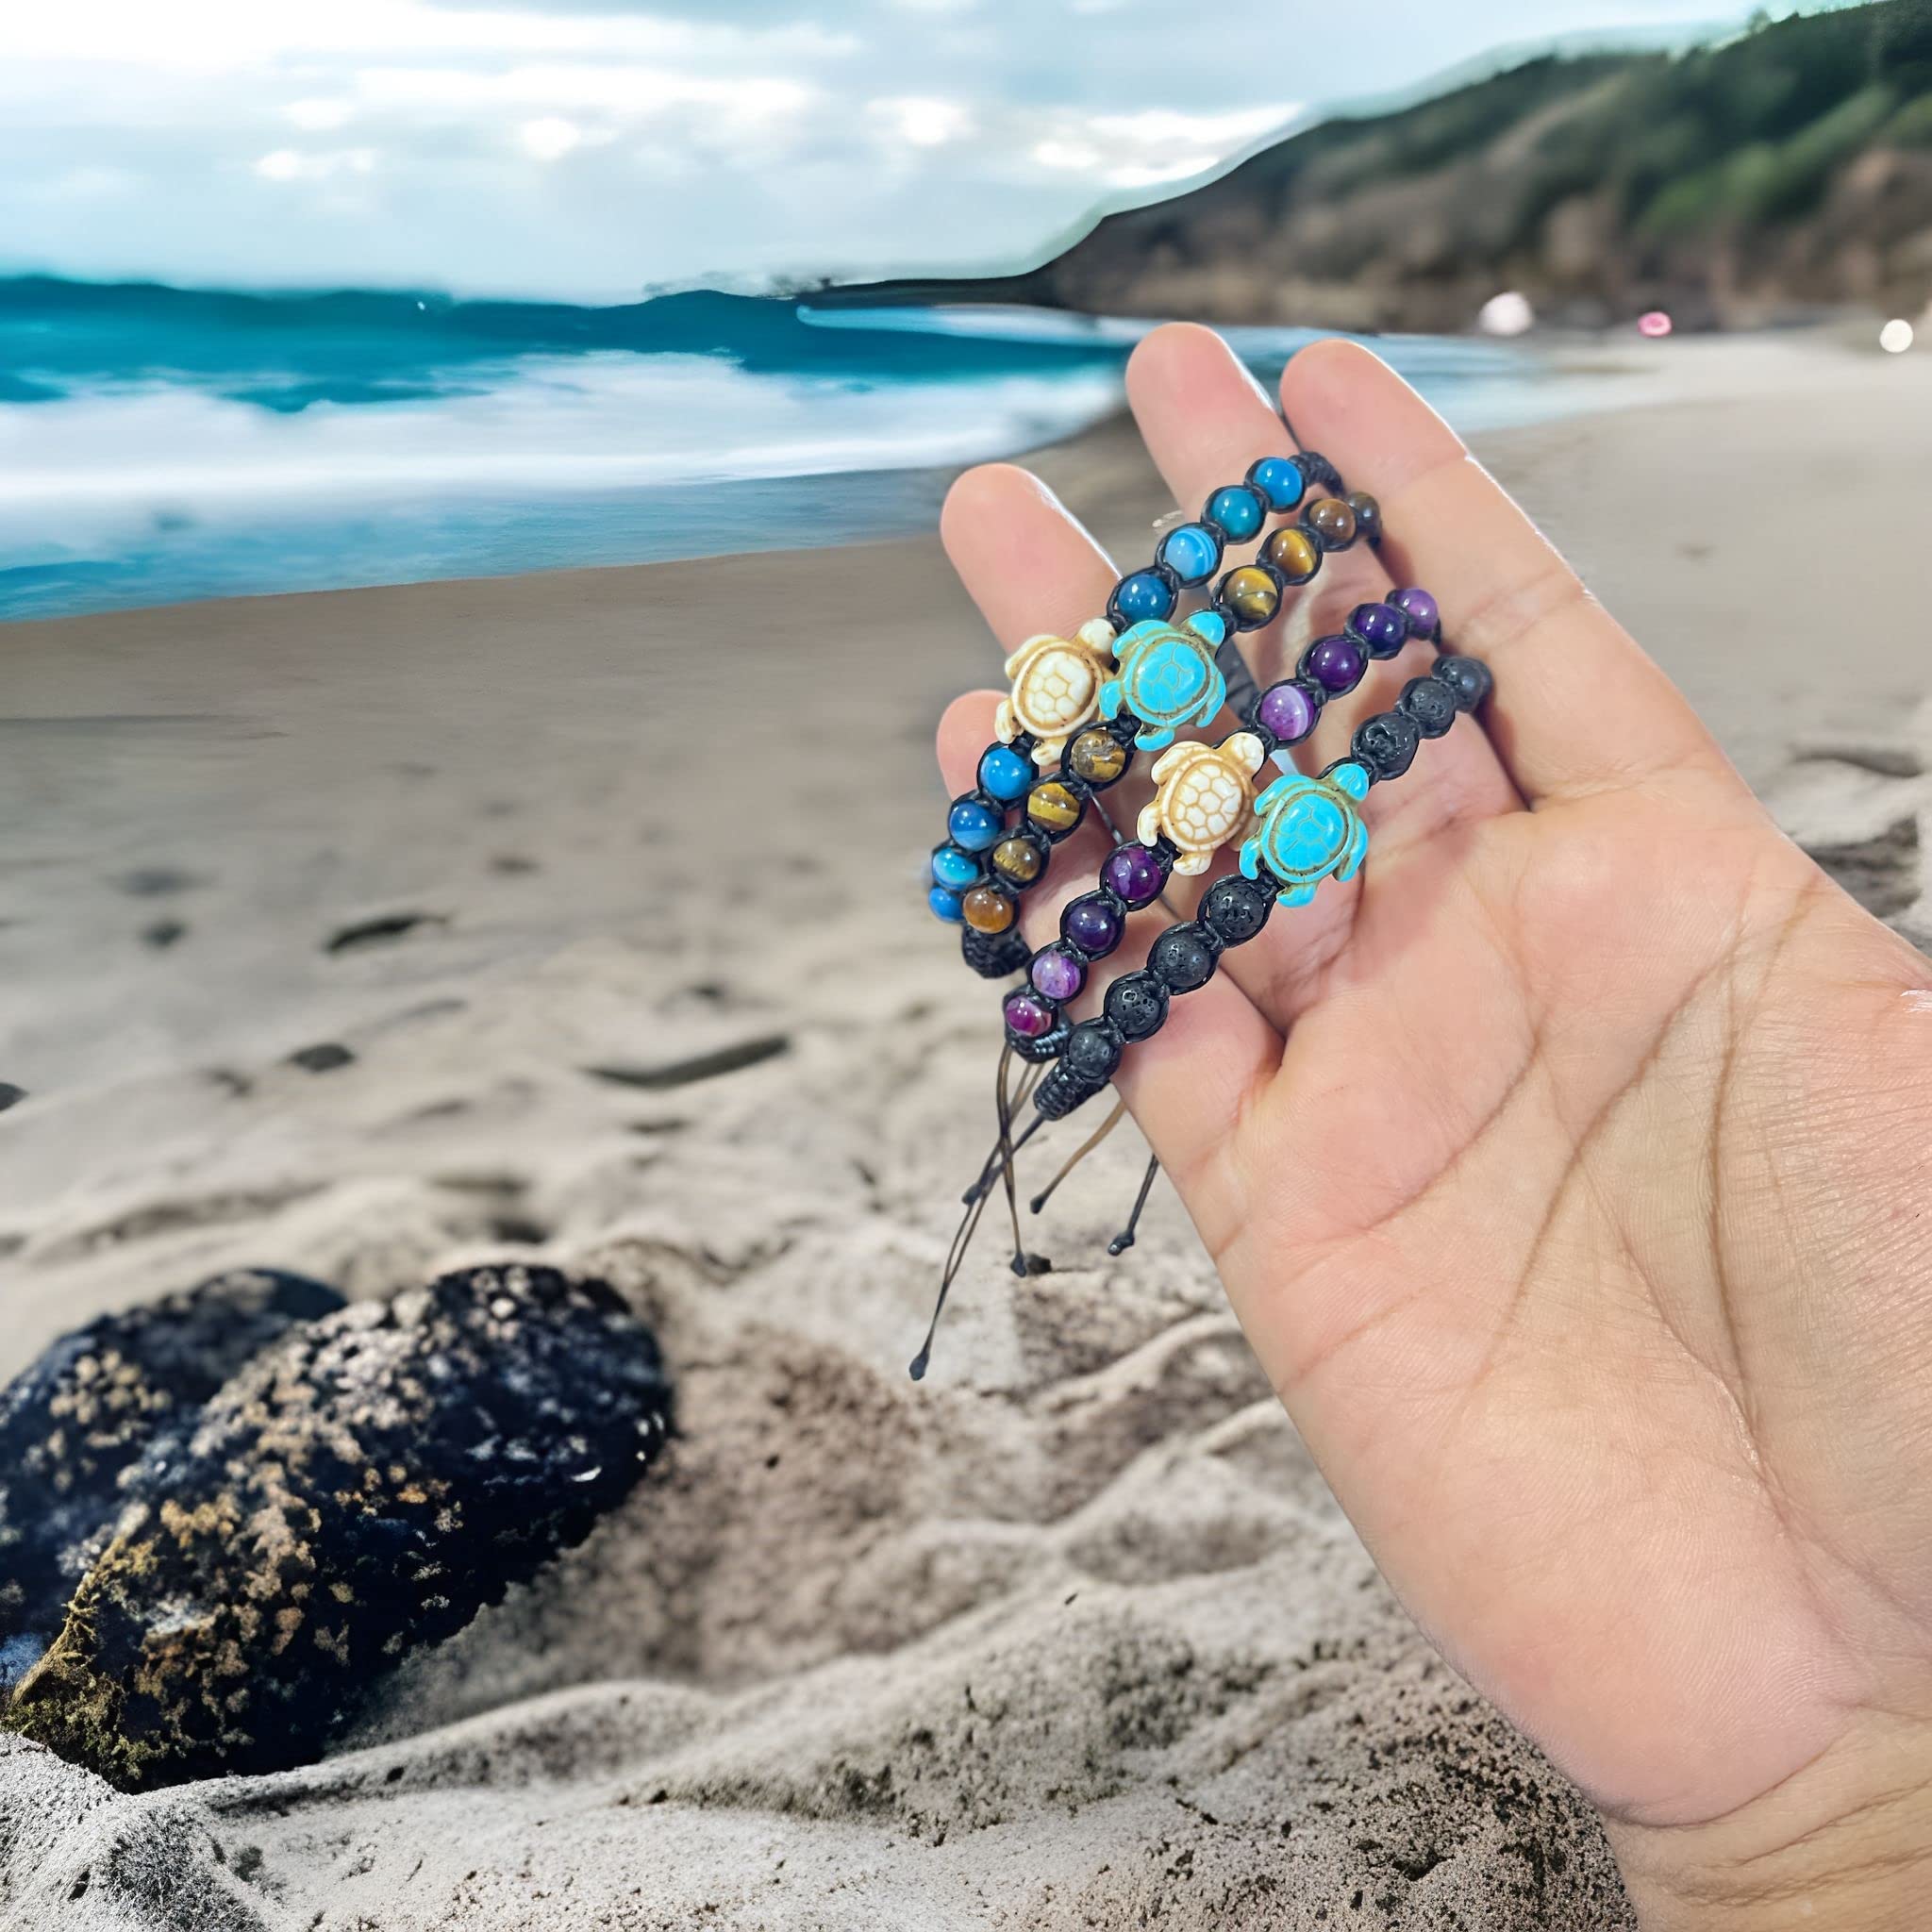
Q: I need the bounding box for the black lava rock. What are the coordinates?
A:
[0,1269,343,1695]
[4,1264,671,1790]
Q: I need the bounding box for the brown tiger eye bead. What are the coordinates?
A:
[1222,564,1281,626]
[991,835,1044,884]
[962,885,1018,934]
[1068,729,1126,785]
[1345,491,1381,541]
[1304,496,1357,548]
[1262,525,1321,584]
[1026,780,1083,834]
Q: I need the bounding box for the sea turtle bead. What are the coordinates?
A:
[1063,1020,1124,1084]
[1346,491,1383,544]
[929,886,964,923]
[1221,565,1281,628]
[1349,601,1408,659]
[1255,679,1319,746]
[1062,893,1124,958]
[1113,570,1175,625]
[1156,522,1223,586]
[1031,945,1087,1003]
[931,845,980,892]
[1204,484,1266,542]
[1004,991,1056,1040]
[948,799,1001,852]
[1149,925,1216,993]
[1391,586,1441,639]
[977,744,1033,802]
[1101,842,1165,908]
[1261,525,1321,585]
[1434,654,1493,711]
[1104,971,1168,1041]
[1306,634,1366,694]
[1202,876,1272,946]
[991,834,1045,885]
[1247,455,1307,512]
[1068,729,1127,785]
[1026,779,1084,835]
[1399,675,1458,739]
[1353,710,1421,781]
[1303,497,1357,550]
[962,885,1018,934]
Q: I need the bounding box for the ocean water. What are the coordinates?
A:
[0,280,1558,622]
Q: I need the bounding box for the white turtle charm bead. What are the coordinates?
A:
[1138,732,1265,877]
[995,620,1119,769]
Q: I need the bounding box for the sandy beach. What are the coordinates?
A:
[3,331,1929,1930]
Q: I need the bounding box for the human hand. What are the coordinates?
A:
[934,325,1932,1926]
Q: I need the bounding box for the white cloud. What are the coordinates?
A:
[254,147,377,181]
[871,95,972,147]
[518,114,581,161]
[284,97,356,131]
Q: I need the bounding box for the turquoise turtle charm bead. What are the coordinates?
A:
[1239,760,1371,908]
[1099,609,1229,753]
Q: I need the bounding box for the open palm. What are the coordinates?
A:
[935,327,1932,1922]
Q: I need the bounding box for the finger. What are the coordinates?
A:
[936,691,1280,1236]
[1280,339,1739,809]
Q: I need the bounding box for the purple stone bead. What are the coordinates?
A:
[1307,634,1365,694]
[1102,843,1164,908]
[1256,680,1316,745]
[1350,601,1407,657]
[1063,894,1123,956]
[1391,586,1440,638]
[1031,946,1086,1003]
[1004,991,1055,1040]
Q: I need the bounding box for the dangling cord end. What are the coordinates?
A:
[1027,1099,1126,1215]
[993,1047,1051,1276]
[1107,1150,1162,1257]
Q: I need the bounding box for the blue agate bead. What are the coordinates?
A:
[931,845,980,891]
[929,886,965,922]
[948,799,1001,851]
[1205,484,1265,541]
[1113,570,1175,624]
[977,744,1033,802]
[1248,456,1306,512]
[1156,523,1222,586]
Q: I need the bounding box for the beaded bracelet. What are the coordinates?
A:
[931,456,1384,977]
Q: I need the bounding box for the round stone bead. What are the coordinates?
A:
[1149,924,1216,993]
[1262,525,1321,585]
[1113,570,1175,624]
[1101,842,1164,908]
[1350,601,1408,659]
[1434,654,1492,711]
[948,799,1001,851]
[1004,991,1056,1040]
[1205,484,1266,542]
[977,743,1034,802]
[1031,945,1086,1002]
[1026,780,1084,835]
[1221,565,1281,628]
[1202,876,1272,946]
[1104,972,1168,1041]
[1391,586,1440,639]
[1068,729,1126,785]
[991,835,1045,885]
[1399,675,1458,739]
[1306,634,1366,694]
[931,844,979,892]
[1062,893,1124,958]
[1156,522,1223,586]
[1346,491,1383,544]
[1063,1021,1124,1084]
[963,885,1018,934]
[1303,497,1358,550]
[1247,455,1307,513]
[1353,710,1421,782]
[929,886,964,923]
[1256,679,1318,746]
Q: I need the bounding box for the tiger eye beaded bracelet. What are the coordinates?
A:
[932,455,1383,979]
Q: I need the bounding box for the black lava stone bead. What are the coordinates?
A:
[1104,971,1169,1041]
[1201,876,1271,946]
[1398,675,1459,739]
[1434,654,1493,712]
[1148,925,1217,993]
[1063,1020,1124,1084]
[1353,710,1422,781]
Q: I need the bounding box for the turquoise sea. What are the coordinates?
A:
[0,280,1570,622]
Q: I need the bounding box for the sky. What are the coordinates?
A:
[0,0,1786,302]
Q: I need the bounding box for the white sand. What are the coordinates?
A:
[1,331,1927,1930]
